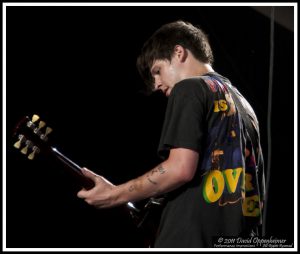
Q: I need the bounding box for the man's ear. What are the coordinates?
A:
[174,45,188,62]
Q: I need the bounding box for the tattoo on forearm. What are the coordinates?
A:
[129,185,135,192]
[147,164,166,185]
[147,175,157,185]
[158,164,166,174]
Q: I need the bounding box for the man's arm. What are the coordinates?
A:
[77,147,199,209]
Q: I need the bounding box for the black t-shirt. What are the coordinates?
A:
[154,72,264,248]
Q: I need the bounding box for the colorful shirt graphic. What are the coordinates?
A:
[200,75,262,216]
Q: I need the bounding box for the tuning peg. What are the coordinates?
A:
[14,134,25,149]
[28,146,40,160]
[34,120,46,134]
[21,140,32,155]
[45,127,53,136]
[40,126,53,141]
[32,114,40,123]
[21,145,28,155]
[38,121,46,129]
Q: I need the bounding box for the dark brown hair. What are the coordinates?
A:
[136,20,214,93]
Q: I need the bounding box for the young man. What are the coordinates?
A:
[77,20,265,248]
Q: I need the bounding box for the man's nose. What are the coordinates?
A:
[154,78,163,91]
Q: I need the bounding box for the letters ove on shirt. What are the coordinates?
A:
[202,168,260,217]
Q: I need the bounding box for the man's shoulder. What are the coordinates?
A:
[172,77,208,96]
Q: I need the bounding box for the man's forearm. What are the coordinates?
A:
[112,162,184,206]
[77,148,199,209]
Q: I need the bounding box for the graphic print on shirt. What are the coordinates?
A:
[200,76,261,218]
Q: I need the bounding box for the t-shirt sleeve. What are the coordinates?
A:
[158,78,208,159]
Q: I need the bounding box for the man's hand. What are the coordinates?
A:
[77,167,118,209]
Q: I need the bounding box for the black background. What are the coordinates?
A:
[5,5,294,248]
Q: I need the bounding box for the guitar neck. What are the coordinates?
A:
[51,147,82,173]
[13,114,142,226]
[50,146,95,190]
[50,146,140,212]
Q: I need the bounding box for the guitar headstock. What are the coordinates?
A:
[13,114,53,160]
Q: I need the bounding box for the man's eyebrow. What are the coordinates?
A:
[150,65,156,74]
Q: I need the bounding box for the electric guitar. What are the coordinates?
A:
[12,114,166,246]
